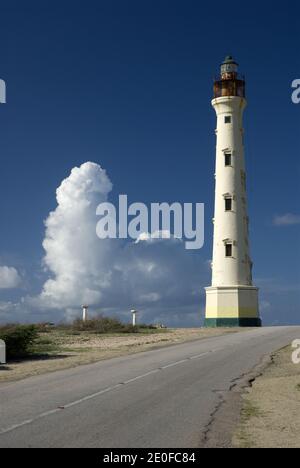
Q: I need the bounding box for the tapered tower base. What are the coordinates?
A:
[205,286,261,327]
[204,317,261,327]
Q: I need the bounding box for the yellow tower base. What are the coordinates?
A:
[205,286,261,327]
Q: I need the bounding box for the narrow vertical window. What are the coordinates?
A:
[224,116,231,124]
[241,170,246,189]
[225,152,232,166]
[225,243,232,257]
[225,198,232,211]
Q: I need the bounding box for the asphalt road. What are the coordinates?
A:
[0,326,299,448]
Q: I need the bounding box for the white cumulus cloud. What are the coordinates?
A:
[38,162,114,309]
[31,161,207,326]
[0,266,21,289]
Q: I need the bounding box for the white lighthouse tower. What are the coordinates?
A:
[205,56,261,327]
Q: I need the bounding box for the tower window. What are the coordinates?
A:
[225,243,232,257]
[225,153,232,166]
[225,198,232,211]
[224,116,231,124]
[241,170,246,189]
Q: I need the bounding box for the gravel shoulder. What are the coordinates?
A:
[233,345,300,448]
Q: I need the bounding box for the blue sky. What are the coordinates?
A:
[0,1,299,325]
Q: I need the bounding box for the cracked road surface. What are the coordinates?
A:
[0,326,299,448]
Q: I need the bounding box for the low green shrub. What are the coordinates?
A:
[72,316,124,333]
[120,324,140,333]
[70,316,156,334]
[0,324,38,359]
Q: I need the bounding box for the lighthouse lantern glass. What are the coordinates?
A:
[221,62,238,74]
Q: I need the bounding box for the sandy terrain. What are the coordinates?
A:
[0,328,240,383]
[233,345,300,448]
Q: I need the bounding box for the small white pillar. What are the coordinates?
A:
[82,305,89,322]
[131,309,138,327]
[0,78,6,104]
[0,339,6,364]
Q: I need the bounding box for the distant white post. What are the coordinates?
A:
[131,309,138,327]
[82,305,89,322]
[0,79,6,104]
[0,340,6,364]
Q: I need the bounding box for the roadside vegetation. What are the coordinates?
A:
[0,324,39,359]
[0,316,165,362]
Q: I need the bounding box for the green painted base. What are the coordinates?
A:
[204,317,262,328]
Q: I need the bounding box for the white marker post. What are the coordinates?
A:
[0,340,6,364]
[82,305,89,322]
[131,309,138,327]
[0,79,6,104]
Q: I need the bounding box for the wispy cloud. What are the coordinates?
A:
[256,277,300,294]
[273,213,300,226]
[259,300,271,311]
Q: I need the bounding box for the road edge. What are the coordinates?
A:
[200,350,276,448]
